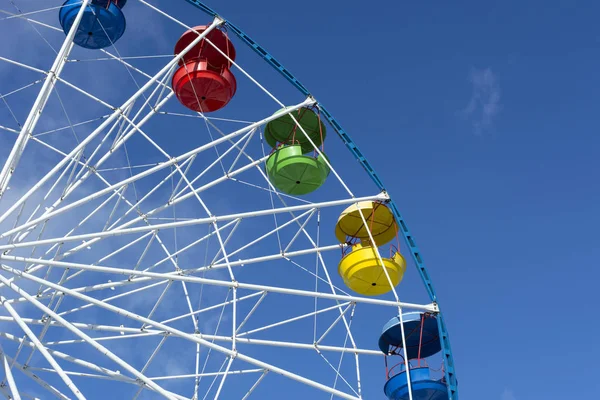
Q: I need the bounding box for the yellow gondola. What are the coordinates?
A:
[335,201,397,246]
[338,242,406,296]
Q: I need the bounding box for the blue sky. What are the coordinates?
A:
[0,0,598,399]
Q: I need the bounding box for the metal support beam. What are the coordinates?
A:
[0,295,85,400]
[0,0,92,199]
[0,343,21,400]
[0,16,225,226]
[0,275,180,400]
[1,264,362,400]
[0,259,435,311]
[0,193,387,251]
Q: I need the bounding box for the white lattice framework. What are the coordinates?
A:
[0,1,441,399]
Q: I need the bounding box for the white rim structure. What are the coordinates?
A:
[0,1,458,399]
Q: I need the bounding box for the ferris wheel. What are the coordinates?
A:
[0,1,458,399]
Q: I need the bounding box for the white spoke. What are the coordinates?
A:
[0,295,85,400]
[0,344,21,400]
[0,258,436,311]
[0,274,181,400]
[1,264,362,400]
[0,193,386,250]
[0,98,314,238]
[0,16,225,225]
[0,353,70,399]
[0,0,92,200]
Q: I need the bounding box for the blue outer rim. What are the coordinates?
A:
[183,1,459,398]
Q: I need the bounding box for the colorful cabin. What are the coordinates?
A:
[59,0,126,50]
[379,313,441,359]
[90,0,127,6]
[335,201,397,246]
[264,107,326,153]
[338,242,406,296]
[171,26,237,113]
[265,145,330,195]
[384,367,448,400]
[379,313,448,400]
[171,60,237,112]
[173,25,236,69]
[334,202,406,295]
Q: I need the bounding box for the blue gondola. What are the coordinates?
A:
[379,312,441,358]
[384,367,448,400]
[91,0,127,7]
[59,0,127,50]
[379,313,449,400]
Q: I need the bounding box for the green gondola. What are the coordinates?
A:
[266,145,330,195]
[264,107,327,153]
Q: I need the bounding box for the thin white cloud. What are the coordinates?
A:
[462,67,501,134]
